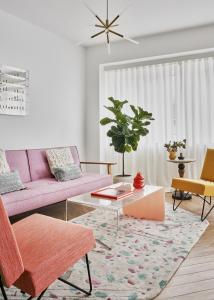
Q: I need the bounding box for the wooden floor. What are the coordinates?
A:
[157,193,214,300]
[10,193,214,300]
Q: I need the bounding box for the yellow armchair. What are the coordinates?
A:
[171,148,214,221]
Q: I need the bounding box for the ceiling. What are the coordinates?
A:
[0,0,214,46]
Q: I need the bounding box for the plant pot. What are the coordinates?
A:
[169,151,177,160]
[113,174,133,184]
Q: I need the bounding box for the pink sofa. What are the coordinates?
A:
[2,146,112,217]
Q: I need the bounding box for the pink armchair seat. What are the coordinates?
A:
[0,198,95,299]
[14,214,94,296]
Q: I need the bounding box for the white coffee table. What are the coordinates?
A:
[67,183,165,249]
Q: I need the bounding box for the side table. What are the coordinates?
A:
[167,158,196,200]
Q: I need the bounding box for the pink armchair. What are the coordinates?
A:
[0,197,95,299]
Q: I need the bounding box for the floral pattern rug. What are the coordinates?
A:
[5,203,208,300]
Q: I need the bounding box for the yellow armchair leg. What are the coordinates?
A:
[201,196,214,221]
[172,190,213,221]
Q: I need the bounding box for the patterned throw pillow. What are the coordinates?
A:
[53,164,82,182]
[0,170,25,194]
[46,147,74,175]
[0,149,10,174]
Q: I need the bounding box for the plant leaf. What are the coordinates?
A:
[100,117,115,125]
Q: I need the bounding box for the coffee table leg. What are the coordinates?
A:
[116,210,119,233]
[95,209,119,251]
[95,239,112,251]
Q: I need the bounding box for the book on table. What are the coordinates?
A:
[91,184,133,200]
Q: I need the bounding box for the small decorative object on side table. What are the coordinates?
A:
[178,152,185,160]
[133,172,145,189]
[164,139,186,160]
[167,158,196,200]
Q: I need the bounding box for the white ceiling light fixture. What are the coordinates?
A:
[79,0,139,54]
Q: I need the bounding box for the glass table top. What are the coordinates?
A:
[68,183,163,211]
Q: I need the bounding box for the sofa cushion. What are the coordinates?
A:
[27,146,80,181]
[53,164,82,181]
[3,173,113,216]
[46,147,74,175]
[0,171,25,194]
[0,149,10,174]
[5,150,31,183]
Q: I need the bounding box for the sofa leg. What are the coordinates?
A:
[58,254,92,296]
[0,277,8,300]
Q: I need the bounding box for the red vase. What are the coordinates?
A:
[133,172,145,189]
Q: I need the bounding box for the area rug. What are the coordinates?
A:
[4,203,208,300]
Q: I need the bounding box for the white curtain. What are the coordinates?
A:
[100,57,214,187]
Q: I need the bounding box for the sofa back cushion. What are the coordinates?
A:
[27,146,80,181]
[46,147,74,175]
[5,150,31,183]
[0,149,10,174]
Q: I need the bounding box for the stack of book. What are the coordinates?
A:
[91,184,133,200]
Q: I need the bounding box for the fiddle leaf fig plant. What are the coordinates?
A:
[100,97,154,176]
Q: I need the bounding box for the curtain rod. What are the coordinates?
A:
[101,47,214,70]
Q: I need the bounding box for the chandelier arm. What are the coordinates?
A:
[107,43,111,55]
[80,0,106,27]
[108,29,123,38]
[106,32,111,55]
[95,24,106,28]
[123,35,139,44]
[106,32,110,44]
[91,29,106,39]
[95,15,106,27]
[108,15,120,27]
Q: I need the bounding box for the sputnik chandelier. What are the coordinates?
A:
[79,0,139,54]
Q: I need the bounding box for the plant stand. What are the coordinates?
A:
[113,175,133,184]
[167,158,196,200]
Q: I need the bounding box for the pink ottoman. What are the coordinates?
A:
[123,185,165,221]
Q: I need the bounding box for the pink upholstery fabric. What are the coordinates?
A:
[27,146,80,181]
[3,173,112,216]
[5,150,31,183]
[27,149,53,181]
[2,146,113,217]
[0,198,24,287]
[13,214,95,296]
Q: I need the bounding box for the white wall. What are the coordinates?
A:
[0,9,86,158]
[85,24,214,162]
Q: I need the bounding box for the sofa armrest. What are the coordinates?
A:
[80,161,116,175]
